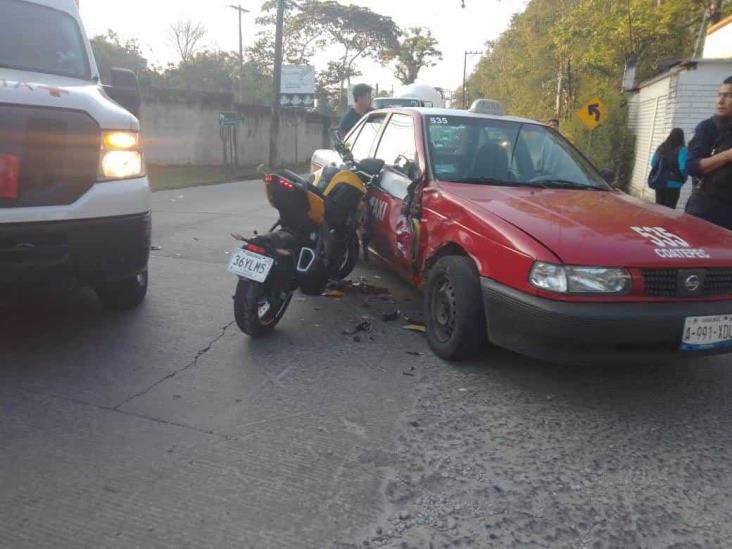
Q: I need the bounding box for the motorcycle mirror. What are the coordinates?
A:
[357,158,385,176]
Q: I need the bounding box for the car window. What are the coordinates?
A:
[349,114,386,161]
[374,114,416,165]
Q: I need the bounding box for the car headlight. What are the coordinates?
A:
[100,131,144,180]
[530,262,630,294]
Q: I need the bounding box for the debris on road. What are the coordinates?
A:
[151,245,162,251]
[405,351,422,356]
[322,289,345,298]
[343,319,373,336]
[381,310,401,322]
[404,324,426,334]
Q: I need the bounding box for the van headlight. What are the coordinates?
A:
[529,262,630,294]
[100,131,144,180]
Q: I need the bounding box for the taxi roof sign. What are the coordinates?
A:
[576,97,606,131]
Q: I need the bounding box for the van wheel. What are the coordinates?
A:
[96,269,148,310]
[424,256,486,360]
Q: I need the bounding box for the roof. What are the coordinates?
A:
[380,107,542,125]
[632,58,732,90]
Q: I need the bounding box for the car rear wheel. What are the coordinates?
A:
[424,256,487,360]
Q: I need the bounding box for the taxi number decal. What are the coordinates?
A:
[630,226,710,259]
[430,117,449,125]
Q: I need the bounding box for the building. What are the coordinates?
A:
[626,17,732,209]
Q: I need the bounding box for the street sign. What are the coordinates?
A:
[219,111,240,128]
[576,97,606,130]
[280,65,315,108]
[281,65,315,94]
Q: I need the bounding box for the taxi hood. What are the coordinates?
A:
[0,69,138,130]
[442,183,732,268]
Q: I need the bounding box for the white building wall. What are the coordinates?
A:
[627,60,732,210]
[628,76,672,202]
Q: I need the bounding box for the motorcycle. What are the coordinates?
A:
[227,133,385,336]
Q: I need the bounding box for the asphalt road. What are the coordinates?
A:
[1,181,731,548]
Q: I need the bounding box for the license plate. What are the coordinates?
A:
[227,248,274,283]
[681,314,732,351]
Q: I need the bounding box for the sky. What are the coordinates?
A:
[79,0,528,93]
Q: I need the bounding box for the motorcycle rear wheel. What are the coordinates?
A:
[234,278,293,336]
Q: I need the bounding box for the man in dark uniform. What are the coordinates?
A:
[685,76,732,229]
[339,84,373,136]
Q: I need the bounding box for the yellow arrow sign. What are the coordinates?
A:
[576,97,606,131]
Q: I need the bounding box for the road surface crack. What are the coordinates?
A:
[113,321,236,410]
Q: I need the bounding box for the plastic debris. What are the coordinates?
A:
[404,324,426,333]
[343,320,373,336]
[321,289,345,298]
[381,310,401,322]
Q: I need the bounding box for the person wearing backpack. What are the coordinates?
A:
[684,76,732,230]
[648,128,688,209]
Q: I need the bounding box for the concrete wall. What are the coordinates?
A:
[627,59,732,210]
[139,90,331,166]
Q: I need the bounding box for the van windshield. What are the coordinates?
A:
[426,115,610,190]
[0,0,91,80]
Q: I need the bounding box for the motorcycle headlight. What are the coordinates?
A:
[530,262,630,294]
[99,131,144,180]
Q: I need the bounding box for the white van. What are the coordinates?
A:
[0,0,150,309]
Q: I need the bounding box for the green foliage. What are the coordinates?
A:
[467,0,712,187]
[91,32,271,104]
[90,30,152,84]
[384,27,443,85]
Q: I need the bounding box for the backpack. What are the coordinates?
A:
[647,155,667,190]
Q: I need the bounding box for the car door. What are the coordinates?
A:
[367,113,419,275]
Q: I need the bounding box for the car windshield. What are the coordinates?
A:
[0,0,91,80]
[374,98,422,108]
[425,115,610,190]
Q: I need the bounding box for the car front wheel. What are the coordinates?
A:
[424,256,487,360]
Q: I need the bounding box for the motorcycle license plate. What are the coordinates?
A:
[227,248,274,283]
[681,314,732,351]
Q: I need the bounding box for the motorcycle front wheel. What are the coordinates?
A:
[331,232,360,280]
[233,278,293,336]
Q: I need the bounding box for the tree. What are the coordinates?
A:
[170,19,207,64]
[386,27,442,85]
[465,0,726,189]
[90,30,152,84]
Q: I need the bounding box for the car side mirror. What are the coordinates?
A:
[408,162,423,183]
[104,68,142,118]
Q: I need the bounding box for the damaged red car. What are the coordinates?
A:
[312,109,732,363]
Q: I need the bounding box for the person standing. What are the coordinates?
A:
[649,128,688,209]
[684,76,732,229]
[339,84,374,136]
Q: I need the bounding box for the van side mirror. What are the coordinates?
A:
[104,68,142,118]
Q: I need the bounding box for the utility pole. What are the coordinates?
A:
[462,50,481,109]
[269,0,285,167]
[229,4,249,80]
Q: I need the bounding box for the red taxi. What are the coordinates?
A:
[311,108,732,363]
